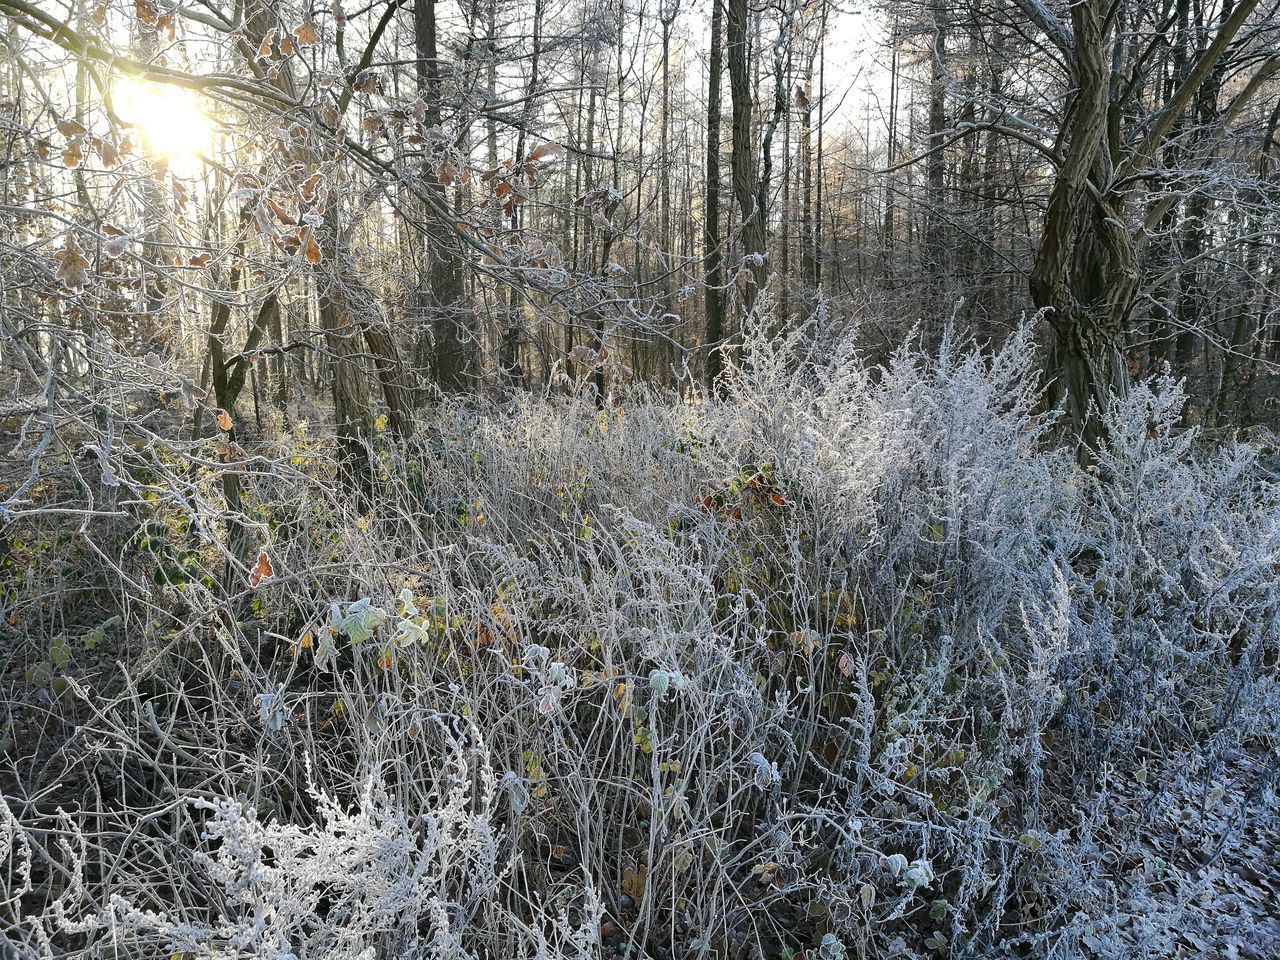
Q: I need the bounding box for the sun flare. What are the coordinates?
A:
[112,78,214,169]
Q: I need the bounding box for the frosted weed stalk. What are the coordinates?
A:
[2,321,1277,959]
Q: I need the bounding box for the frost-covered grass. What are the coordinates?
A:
[3,323,1278,959]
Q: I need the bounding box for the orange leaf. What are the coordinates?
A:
[248,550,274,588]
[216,409,233,432]
[256,29,275,60]
[264,196,297,225]
[304,229,322,265]
[527,141,561,162]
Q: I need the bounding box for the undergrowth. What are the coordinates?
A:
[2,322,1278,959]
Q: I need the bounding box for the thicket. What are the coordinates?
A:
[3,322,1278,959]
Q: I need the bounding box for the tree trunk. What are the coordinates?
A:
[415,0,474,392]
[705,0,727,391]
[727,0,766,326]
[1029,0,1128,448]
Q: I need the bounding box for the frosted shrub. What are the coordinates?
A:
[3,323,1276,959]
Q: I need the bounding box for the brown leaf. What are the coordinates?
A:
[189,252,212,267]
[274,231,301,253]
[331,0,346,29]
[256,29,275,61]
[278,33,295,57]
[264,196,297,225]
[299,171,324,202]
[57,119,87,138]
[62,141,83,169]
[102,236,131,259]
[134,0,157,24]
[527,141,561,162]
[216,409,233,432]
[98,139,119,168]
[621,863,648,899]
[303,229,322,265]
[293,19,319,46]
[351,70,381,95]
[54,233,91,291]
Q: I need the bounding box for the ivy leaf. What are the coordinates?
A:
[49,635,73,670]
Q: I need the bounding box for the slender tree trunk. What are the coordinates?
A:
[705,0,727,390]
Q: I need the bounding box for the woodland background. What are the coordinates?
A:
[1,0,1279,957]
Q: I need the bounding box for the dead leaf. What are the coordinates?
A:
[352,70,381,95]
[299,171,324,202]
[216,409,233,432]
[256,29,275,61]
[621,863,648,899]
[294,19,319,46]
[264,197,297,225]
[304,229,322,265]
[54,233,91,291]
[527,141,561,162]
[103,234,131,259]
[248,550,274,588]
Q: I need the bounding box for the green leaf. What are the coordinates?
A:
[49,635,73,670]
[26,661,53,688]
